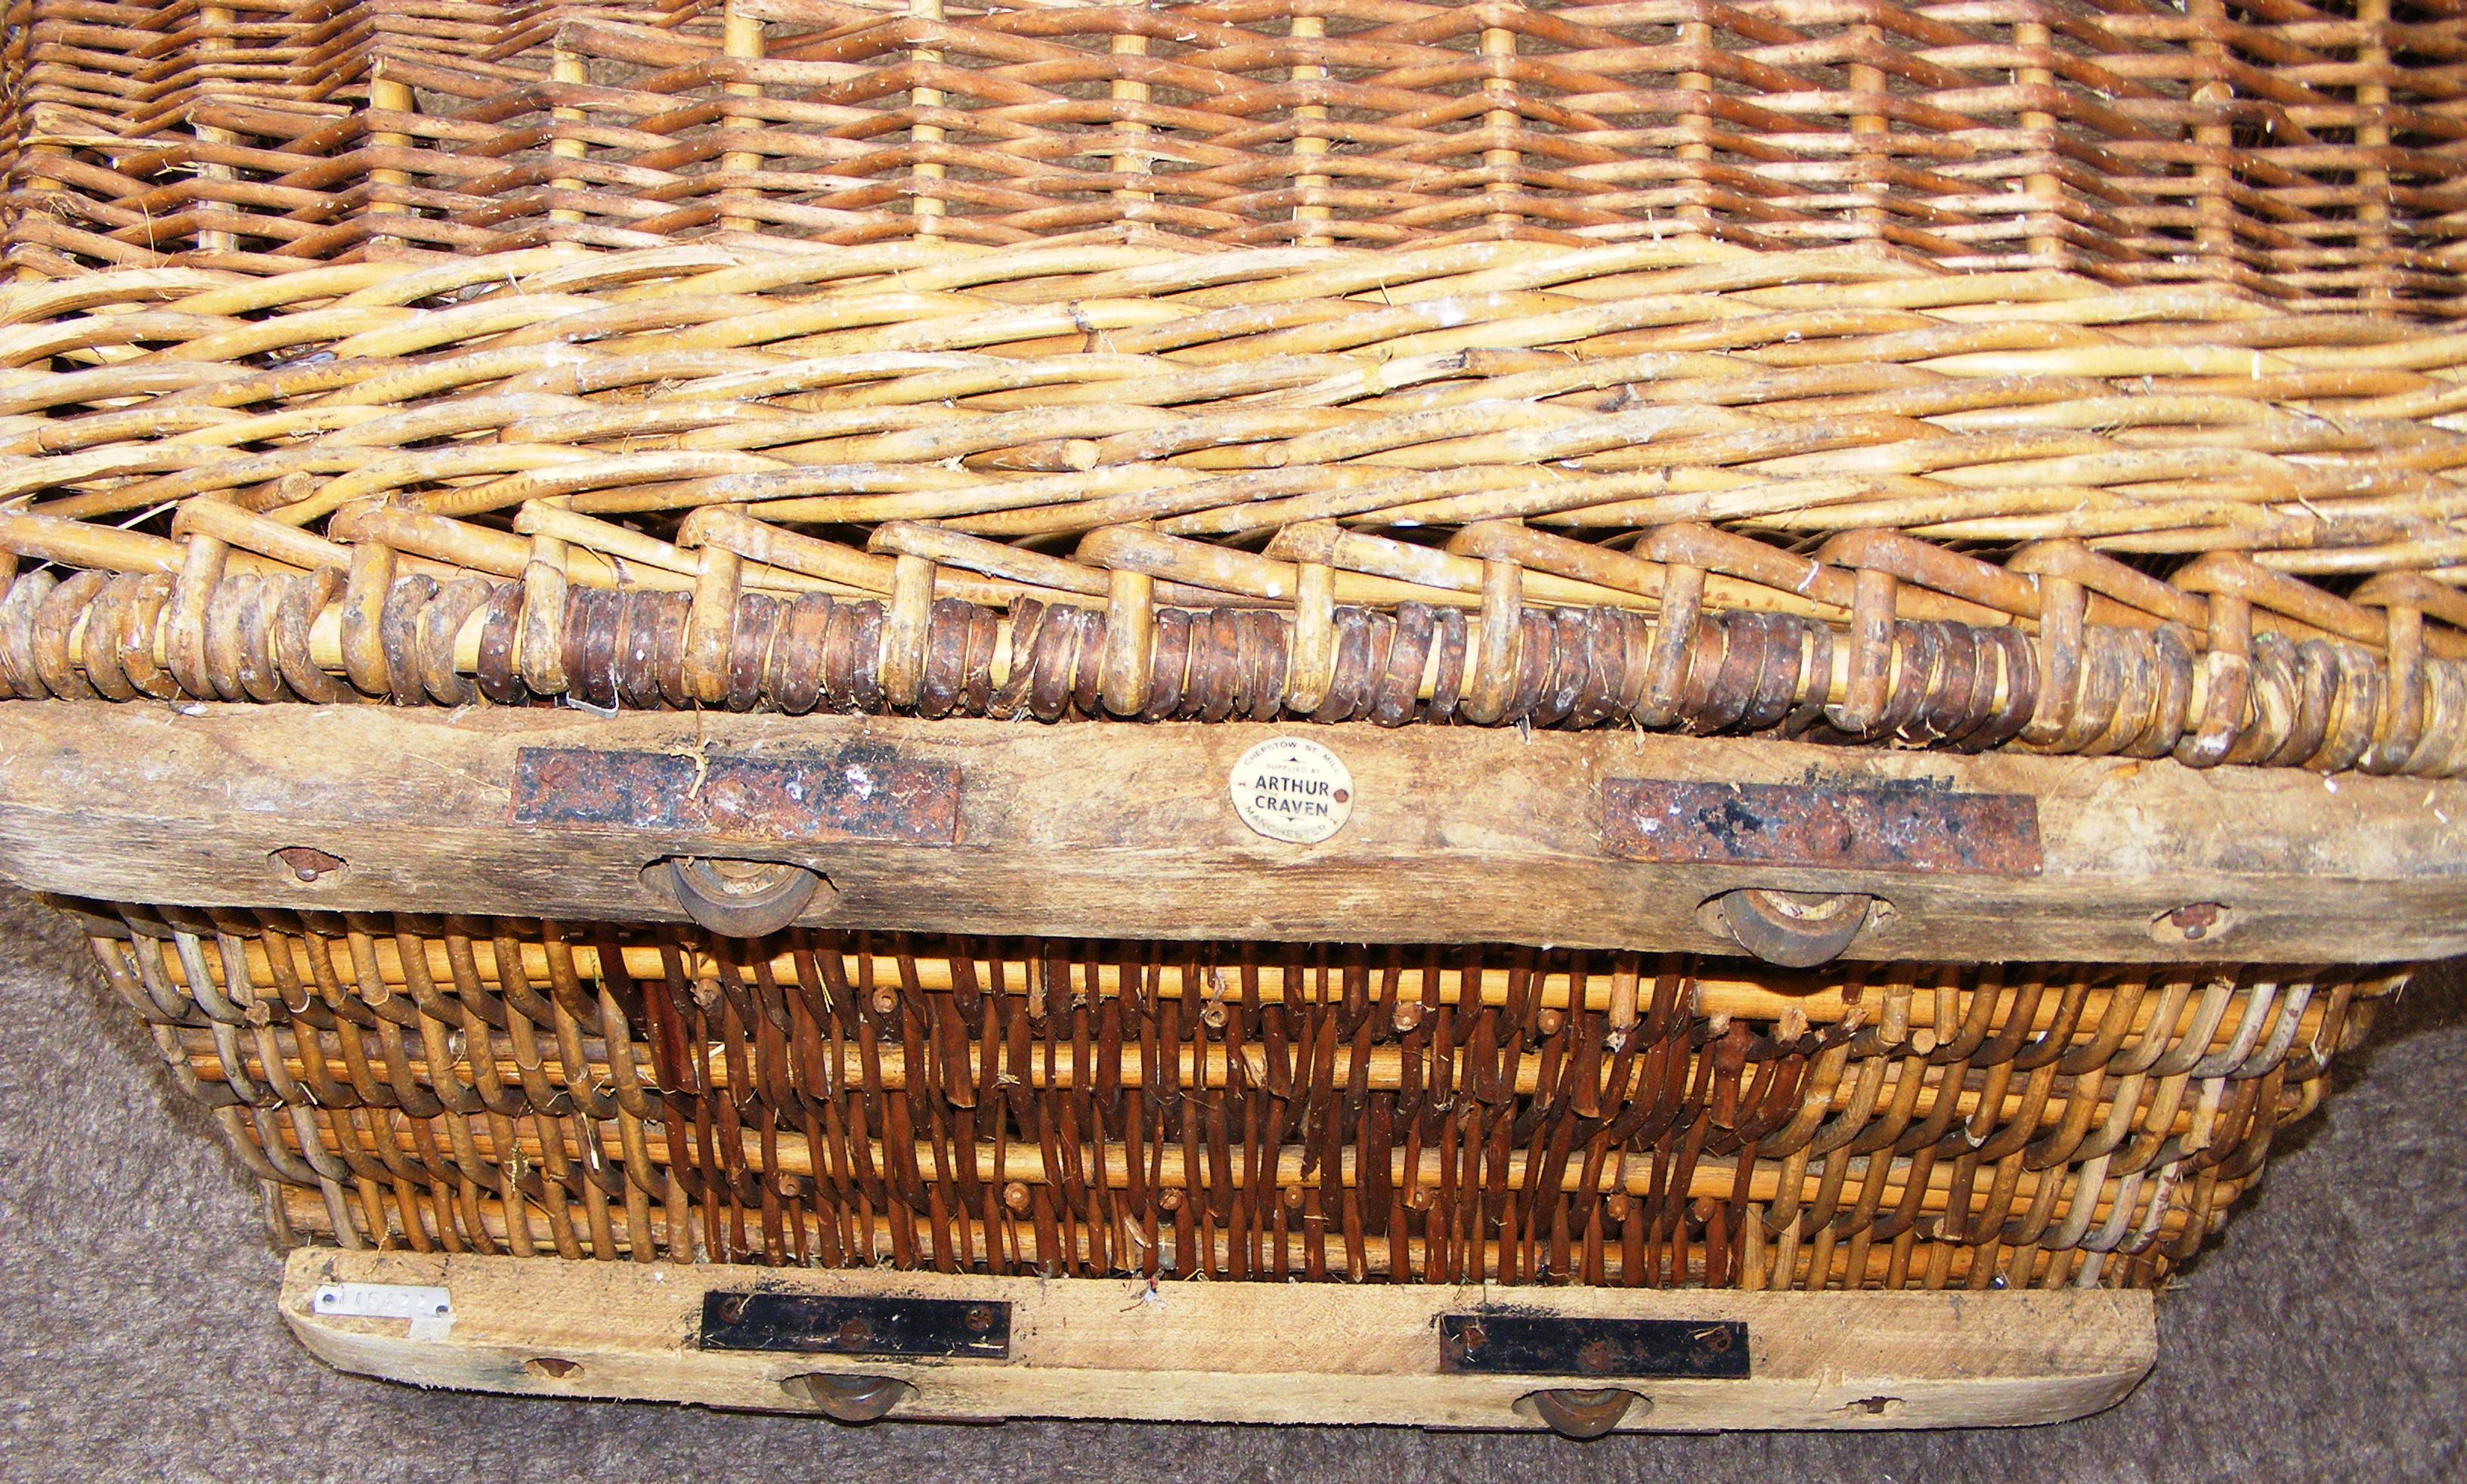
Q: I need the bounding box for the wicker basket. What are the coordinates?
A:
[0,0,2461,1437]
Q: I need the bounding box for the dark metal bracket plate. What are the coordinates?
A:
[1600,778,2043,876]
[511,744,959,846]
[1438,1314,1751,1379]
[698,1292,1011,1359]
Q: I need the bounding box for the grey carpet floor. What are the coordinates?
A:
[0,885,2458,1484]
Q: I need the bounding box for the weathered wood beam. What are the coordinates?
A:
[2,703,2459,963]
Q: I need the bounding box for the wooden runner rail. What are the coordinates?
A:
[282,1247,2155,1431]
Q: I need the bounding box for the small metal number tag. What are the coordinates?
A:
[311,1281,453,1341]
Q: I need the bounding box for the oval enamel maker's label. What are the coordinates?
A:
[1229,737,1354,845]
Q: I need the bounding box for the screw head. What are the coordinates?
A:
[2153,901,2230,944]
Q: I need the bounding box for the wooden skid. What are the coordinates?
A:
[4,703,2464,964]
[280,1248,2155,1432]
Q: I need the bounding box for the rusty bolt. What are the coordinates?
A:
[1002,1180,1032,1213]
[871,987,900,1017]
[836,1317,872,1346]
[1536,1008,1565,1035]
[1459,1322,1486,1351]
[964,1306,994,1334]
[2151,902,2231,945]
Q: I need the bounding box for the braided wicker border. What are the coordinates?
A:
[4,240,2466,771]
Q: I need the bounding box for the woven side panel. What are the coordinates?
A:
[3,0,2460,314]
[88,906,2404,1289]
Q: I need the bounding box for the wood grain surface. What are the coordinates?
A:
[280,1247,2156,1431]
[4,703,2462,963]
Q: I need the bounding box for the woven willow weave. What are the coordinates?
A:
[5,240,2467,773]
[5,0,2464,310]
[87,907,2400,1291]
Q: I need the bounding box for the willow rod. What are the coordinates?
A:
[270,1186,2175,1291]
[159,936,2351,1049]
[217,1040,2239,1178]
[252,1117,2199,1229]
